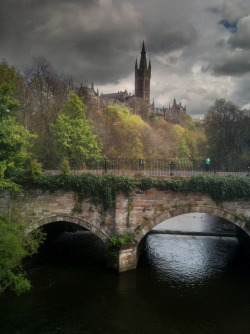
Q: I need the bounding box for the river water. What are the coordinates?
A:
[1,214,250,334]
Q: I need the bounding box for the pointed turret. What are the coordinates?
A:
[135,58,138,69]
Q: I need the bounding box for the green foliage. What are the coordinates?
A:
[26,159,42,180]
[13,173,250,211]
[0,61,20,119]
[52,92,103,162]
[101,105,148,159]
[0,83,36,190]
[0,84,19,119]
[0,213,45,295]
[0,117,36,190]
[59,158,70,176]
[107,232,134,249]
[0,60,20,87]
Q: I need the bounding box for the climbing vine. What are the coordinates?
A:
[10,172,250,211]
[126,195,134,227]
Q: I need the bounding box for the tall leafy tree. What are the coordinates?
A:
[0,65,43,295]
[100,105,148,159]
[14,58,76,161]
[204,99,250,159]
[52,93,102,164]
[0,78,35,190]
[0,60,20,87]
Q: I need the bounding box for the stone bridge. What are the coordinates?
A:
[1,187,250,272]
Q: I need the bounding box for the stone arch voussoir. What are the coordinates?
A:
[134,205,246,245]
[33,215,110,244]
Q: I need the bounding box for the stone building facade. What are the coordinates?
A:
[77,42,186,120]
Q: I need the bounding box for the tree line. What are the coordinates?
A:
[1,58,249,171]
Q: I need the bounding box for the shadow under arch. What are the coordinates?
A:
[33,215,110,244]
[134,205,247,246]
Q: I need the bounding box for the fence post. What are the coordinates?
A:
[170,160,174,176]
[104,158,107,174]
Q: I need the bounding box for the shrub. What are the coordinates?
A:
[26,159,42,179]
[59,158,70,176]
[107,232,134,249]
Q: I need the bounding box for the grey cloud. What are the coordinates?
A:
[0,0,250,116]
[230,77,250,106]
[0,0,198,84]
[0,0,139,83]
[228,15,250,49]
[220,0,250,23]
[146,23,198,54]
[213,51,250,76]
[206,7,220,14]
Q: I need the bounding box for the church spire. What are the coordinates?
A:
[139,40,147,69]
[135,41,151,105]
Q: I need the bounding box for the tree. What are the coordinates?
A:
[0,78,35,190]
[0,60,20,87]
[170,124,196,159]
[204,99,250,159]
[14,58,76,162]
[100,105,148,159]
[52,93,102,165]
[0,84,19,119]
[0,213,44,295]
[0,60,21,119]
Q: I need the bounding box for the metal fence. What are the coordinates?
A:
[39,158,250,177]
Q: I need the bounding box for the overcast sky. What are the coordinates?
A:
[1,0,250,118]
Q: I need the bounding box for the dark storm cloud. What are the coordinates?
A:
[0,0,199,84]
[0,0,249,116]
[0,0,138,83]
[146,23,198,54]
[213,52,250,76]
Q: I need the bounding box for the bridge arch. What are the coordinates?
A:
[33,215,110,244]
[134,205,247,245]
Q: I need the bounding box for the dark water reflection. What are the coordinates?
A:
[1,214,250,334]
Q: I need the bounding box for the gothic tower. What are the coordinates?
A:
[135,41,151,105]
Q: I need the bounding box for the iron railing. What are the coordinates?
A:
[38,158,250,177]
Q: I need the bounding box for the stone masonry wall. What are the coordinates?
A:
[1,187,249,272]
[0,188,249,244]
[115,188,250,243]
